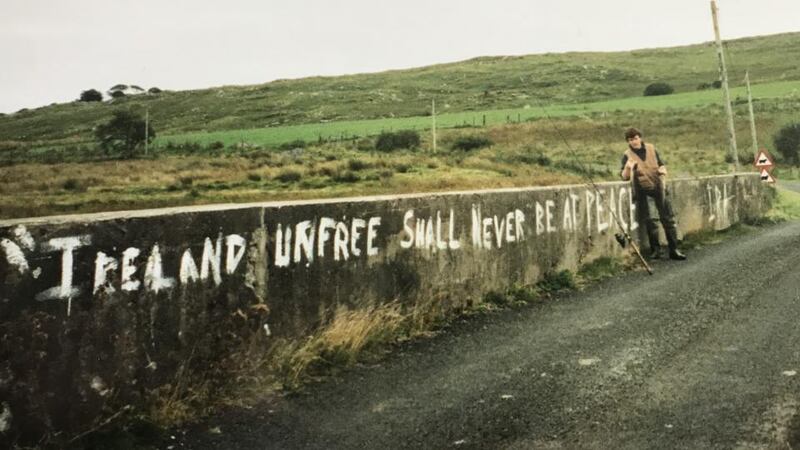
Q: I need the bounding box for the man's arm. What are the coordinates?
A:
[620,155,636,180]
[654,148,667,176]
[654,150,665,166]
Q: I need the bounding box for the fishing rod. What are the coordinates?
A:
[533,102,654,275]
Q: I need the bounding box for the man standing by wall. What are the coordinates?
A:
[620,127,687,260]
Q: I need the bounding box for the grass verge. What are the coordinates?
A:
[765,186,800,221]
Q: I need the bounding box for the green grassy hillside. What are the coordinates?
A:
[2,94,798,220]
[154,79,800,149]
[1,32,799,148]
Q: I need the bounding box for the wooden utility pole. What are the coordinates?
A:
[431,99,437,153]
[710,0,739,171]
[745,71,758,159]
[144,108,149,156]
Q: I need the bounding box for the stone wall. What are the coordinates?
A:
[0,173,772,445]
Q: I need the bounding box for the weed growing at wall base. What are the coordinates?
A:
[537,270,577,294]
[271,290,502,389]
[576,257,629,285]
[483,270,579,307]
[276,301,422,388]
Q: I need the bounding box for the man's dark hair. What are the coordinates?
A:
[624,127,642,140]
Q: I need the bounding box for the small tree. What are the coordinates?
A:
[774,123,800,165]
[79,89,103,102]
[643,82,675,96]
[375,130,420,151]
[94,110,155,158]
[109,90,126,99]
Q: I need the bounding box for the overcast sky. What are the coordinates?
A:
[2,0,798,113]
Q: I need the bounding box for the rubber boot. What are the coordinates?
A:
[647,227,662,259]
[666,227,686,260]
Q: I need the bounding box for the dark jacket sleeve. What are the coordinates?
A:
[654,149,665,166]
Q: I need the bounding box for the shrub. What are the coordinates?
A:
[508,285,539,304]
[375,130,420,152]
[275,170,302,183]
[178,142,202,153]
[316,166,336,177]
[577,257,624,283]
[724,152,755,166]
[537,270,576,293]
[332,171,360,183]
[696,80,721,90]
[62,178,83,191]
[247,173,262,182]
[148,87,162,94]
[643,82,674,97]
[356,138,373,151]
[79,89,103,102]
[774,123,800,164]
[451,135,493,151]
[278,139,307,150]
[109,90,126,99]
[208,141,225,151]
[533,153,552,166]
[483,290,510,306]
[347,159,370,171]
[94,110,155,158]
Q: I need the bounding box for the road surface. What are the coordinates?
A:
[175,217,800,449]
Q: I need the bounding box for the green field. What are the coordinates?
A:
[156,79,800,148]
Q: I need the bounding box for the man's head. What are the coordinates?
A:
[625,127,643,149]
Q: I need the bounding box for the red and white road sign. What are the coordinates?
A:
[760,169,776,183]
[754,150,774,169]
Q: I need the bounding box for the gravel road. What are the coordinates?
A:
[174,217,800,449]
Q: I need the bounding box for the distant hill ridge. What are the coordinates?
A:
[1,32,799,144]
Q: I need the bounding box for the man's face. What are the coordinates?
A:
[627,135,642,149]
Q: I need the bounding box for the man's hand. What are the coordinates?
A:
[621,160,637,181]
[657,165,667,176]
